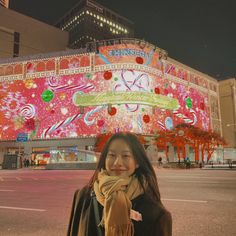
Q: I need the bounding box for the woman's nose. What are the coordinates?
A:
[113,155,123,165]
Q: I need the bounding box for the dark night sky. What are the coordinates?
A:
[10,0,236,80]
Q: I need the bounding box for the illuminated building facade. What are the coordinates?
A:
[55,0,134,49]
[0,39,221,165]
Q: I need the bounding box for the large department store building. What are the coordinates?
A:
[0,38,222,166]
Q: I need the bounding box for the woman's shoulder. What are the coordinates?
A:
[132,195,172,235]
[155,208,172,236]
[160,208,172,221]
[68,186,93,236]
[132,193,166,221]
[73,185,92,203]
[132,192,162,207]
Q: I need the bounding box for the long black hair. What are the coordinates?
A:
[88,132,161,203]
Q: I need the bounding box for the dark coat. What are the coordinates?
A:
[67,186,172,236]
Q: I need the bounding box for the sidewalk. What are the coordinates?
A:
[202,164,236,170]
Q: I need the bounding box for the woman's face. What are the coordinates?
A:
[105,139,138,177]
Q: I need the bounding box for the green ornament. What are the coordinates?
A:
[41,89,54,102]
[186,97,192,108]
[86,73,92,79]
[114,77,118,81]
[141,108,145,112]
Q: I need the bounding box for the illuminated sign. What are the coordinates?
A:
[108,49,149,58]
[16,133,28,142]
[73,91,179,110]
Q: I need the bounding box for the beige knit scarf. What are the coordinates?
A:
[93,170,144,236]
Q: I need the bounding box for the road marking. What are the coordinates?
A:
[0,190,15,192]
[32,178,38,180]
[162,198,208,203]
[0,206,46,212]
[159,175,234,180]
[16,177,22,181]
[163,180,223,184]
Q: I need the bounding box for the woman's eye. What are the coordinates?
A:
[108,153,115,158]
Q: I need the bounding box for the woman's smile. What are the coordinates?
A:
[110,168,127,175]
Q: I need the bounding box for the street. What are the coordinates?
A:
[0,168,236,236]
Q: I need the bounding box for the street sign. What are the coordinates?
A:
[16,133,28,142]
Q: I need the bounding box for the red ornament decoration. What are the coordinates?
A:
[200,102,205,110]
[154,87,160,94]
[103,71,112,80]
[26,62,33,71]
[164,89,168,95]
[50,109,55,114]
[143,114,150,123]
[24,118,35,130]
[97,119,105,127]
[136,57,144,64]
[108,107,117,116]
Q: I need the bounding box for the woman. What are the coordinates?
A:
[68,132,172,236]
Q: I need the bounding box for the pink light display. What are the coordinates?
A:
[0,44,211,140]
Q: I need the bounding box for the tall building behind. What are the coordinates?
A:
[55,0,134,49]
[219,78,236,156]
[0,0,9,8]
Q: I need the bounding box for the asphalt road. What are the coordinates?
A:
[0,168,235,236]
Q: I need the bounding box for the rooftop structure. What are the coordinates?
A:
[55,0,134,48]
[0,6,69,59]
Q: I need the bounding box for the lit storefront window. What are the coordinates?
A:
[30,146,98,165]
